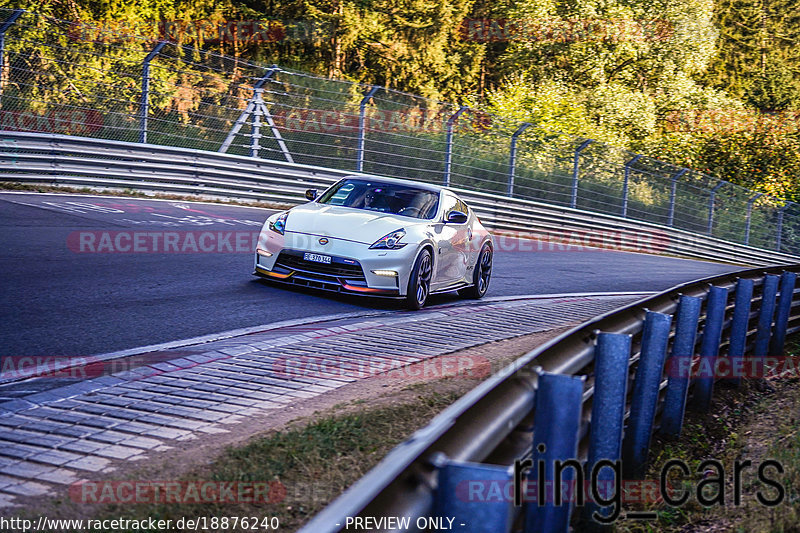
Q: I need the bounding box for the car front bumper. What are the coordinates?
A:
[254,230,418,296]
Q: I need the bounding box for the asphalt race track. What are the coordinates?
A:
[1,192,743,357]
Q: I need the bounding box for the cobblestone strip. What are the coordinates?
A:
[0,294,644,504]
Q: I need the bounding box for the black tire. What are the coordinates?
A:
[459,243,493,299]
[406,248,433,310]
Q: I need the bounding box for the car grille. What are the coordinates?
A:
[272,250,367,289]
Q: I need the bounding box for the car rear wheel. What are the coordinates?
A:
[406,249,432,310]
[459,243,492,299]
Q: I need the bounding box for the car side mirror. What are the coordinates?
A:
[446,210,468,224]
[305,189,318,201]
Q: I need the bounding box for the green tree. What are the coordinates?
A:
[702,0,800,109]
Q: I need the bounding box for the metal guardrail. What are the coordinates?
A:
[300,265,800,533]
[1,131,799,267]
[2,7,800,255]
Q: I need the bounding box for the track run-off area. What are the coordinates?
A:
[1,192,743,358]
[0,190,752,508]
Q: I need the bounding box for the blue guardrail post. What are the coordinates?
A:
[659,295,702,439]
[727,278,755,386]
[622,312,672,480]
[754,274,780,357]
[525,372,584,533]
[769,271,797,356]
[692,286,728,412]
[434,456,514,533]
[583,333,631,527]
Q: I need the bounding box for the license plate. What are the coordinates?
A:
[304,252,332,264]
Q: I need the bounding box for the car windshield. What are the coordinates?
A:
[317,179,440,220]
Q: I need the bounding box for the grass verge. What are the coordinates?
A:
[618,337,800,532]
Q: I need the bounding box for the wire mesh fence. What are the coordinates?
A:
[0,8,797,255]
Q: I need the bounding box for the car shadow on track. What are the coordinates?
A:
[250,278,465,311]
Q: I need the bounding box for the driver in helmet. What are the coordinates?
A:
[364,188,388,212]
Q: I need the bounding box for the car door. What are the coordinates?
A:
[433,193,471,287]
[452,197,473,282]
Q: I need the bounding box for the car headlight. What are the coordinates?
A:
[370,229,407,249]
[269,212,289,235]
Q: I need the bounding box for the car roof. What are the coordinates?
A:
[341,174,446,194]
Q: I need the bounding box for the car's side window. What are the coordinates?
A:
[456,199,469,216]
[441,194,459,221]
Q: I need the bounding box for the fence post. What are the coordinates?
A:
[508,123,531,197]
[570,139,593,209]
[727,278,755,386]
[769,271,797,356]
[443,106,467,187]
[776,204,790,252]
[621,154,642,218]
[660,295,702,438]
[139,41,167,144]
[356,86,379,172]
[622,311,672,480]
[0,9,24,110]
[667,168,688,227]
[707,181,727,235]
[744,193,763,246]
[692,286,728,412]
[525,371,585,533]
[583,333,631,526]
[433,455,514,532]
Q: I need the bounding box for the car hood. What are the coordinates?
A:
[285,203,422,244]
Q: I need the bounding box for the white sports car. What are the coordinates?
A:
[253,175,494,309]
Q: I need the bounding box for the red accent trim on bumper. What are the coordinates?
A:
[340,282,398,295]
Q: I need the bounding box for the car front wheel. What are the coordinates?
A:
[406,248,432,310]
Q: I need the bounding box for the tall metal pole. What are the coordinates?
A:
[667,168,688,227]
[0,9,24,110]
[219,66,278,154]
[443,106,467,187]
[571,139,592,208]
[707,181,727,235]
[356,86,379,172]
[507,122,531,197]
[254,68,294,163]
[250,88,264,158]
[139,41,167,144]
[744,193,763,245]
[776,203,791,251]
[260,102,294,163]
[621,154,642,218]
